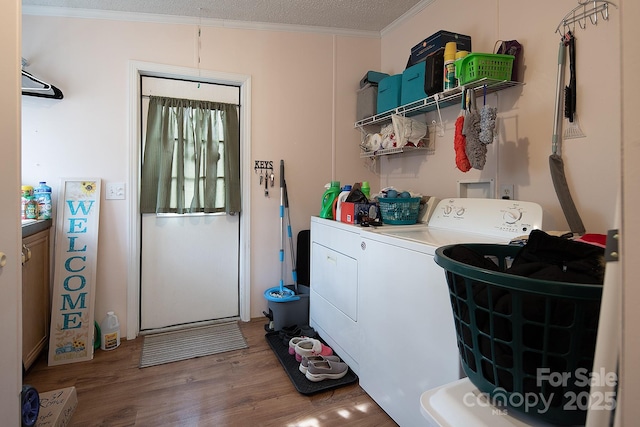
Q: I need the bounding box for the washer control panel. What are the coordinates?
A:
[427,198,543,238]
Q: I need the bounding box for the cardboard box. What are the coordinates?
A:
[36,386,77,427]
[340,202,380,224]
[410,30,472,66]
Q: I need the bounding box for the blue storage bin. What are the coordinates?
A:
[401,61,428,106]
[376,74,402,114]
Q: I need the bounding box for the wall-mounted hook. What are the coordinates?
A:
[254,160,274,195]
[580,3,589,28]
[432,93,445,137]
[556,1,616,34]
[589,1,599,25]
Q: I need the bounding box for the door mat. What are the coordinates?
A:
[140,322,247,368]
[265,331,358,395]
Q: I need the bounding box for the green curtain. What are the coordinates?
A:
[140,96,241,214]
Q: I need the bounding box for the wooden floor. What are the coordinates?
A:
[24,319,398,426]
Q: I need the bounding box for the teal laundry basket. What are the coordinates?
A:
[434,243,603,426]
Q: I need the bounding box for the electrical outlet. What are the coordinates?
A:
[500,184,514,200]
[106,182,126,200]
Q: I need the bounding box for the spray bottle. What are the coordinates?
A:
[443,42,458,91]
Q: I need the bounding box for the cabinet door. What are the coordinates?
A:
[311,242,358,320]
[22,229,50,370]
[358,237,460,427]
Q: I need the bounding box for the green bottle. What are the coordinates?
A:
[319,181,341,219]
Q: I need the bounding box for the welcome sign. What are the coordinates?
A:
[48,179,101,366]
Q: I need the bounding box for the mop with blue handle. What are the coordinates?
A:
[284,178,298,292]
[264,160,299,302]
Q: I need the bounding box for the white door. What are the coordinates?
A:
[1,9,22,420]
[140,76,240,331]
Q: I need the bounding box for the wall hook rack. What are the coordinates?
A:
[254,160,275,197]
[555,0,617,35]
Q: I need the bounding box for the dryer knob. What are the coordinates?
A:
[504,209,522,224]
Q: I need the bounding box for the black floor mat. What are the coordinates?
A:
[265,331,358,395]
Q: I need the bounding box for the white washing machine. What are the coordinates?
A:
[358,197,545,426]
[420,378,555,426]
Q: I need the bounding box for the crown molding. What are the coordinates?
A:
[22,5,381,38]
[381,0,436,36]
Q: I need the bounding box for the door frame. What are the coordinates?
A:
[126,60,252,339]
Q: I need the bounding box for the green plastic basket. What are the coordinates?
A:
[434,244,603,426]
[455,53,515,85]
[378,197,421,225]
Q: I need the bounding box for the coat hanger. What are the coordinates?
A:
[21,68,64,100]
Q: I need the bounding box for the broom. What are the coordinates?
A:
[551,38,586,235]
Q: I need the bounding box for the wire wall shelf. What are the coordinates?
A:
[360,145,432,159]
[356,78,522,158]
[354,78,522,130]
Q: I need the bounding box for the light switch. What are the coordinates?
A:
[106,182,126,200]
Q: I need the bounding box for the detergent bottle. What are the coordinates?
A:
[34,181,52,220]
[334,185,352,222]
[100,311,121,351]
[320,181,341,219]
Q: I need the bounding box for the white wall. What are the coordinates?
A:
[21,13,380,331]
[380,0,620,234]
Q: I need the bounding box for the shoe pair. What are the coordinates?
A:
[304,356,349,382]
[299,354,341,374]
[288,337,333,362]
[279,324,317,345]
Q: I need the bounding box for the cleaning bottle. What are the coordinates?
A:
[443,42,458,91]
[334,184,352,222]
[21,185,34,220]
[25,196,38,220]
[361,181,371,200]
[100,311,121,351]
[319,181,341,219]
[34,181,52,220]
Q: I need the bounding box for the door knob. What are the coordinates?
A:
[0,252,6,267]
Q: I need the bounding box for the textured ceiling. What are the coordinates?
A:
[22,0,426,32]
